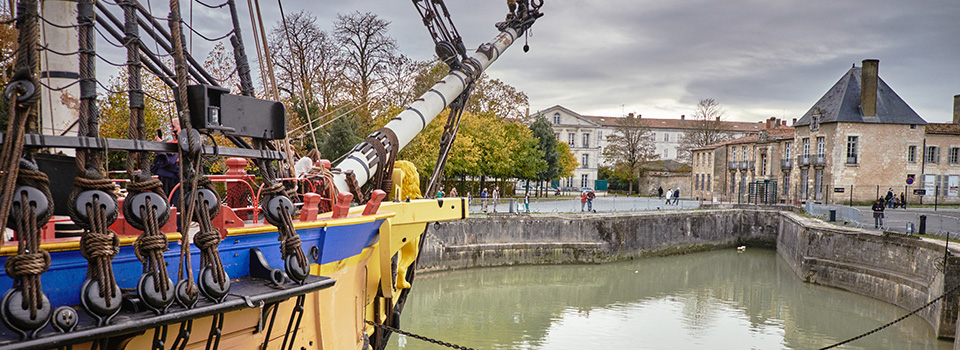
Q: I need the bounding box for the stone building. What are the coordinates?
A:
[790,59,926,203]
[535,105,780,189]
[691,124,794,202]
[694,60,960,205]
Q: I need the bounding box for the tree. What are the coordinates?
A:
[334,11,398,126]
[529,115,559,195]
[467,74,529,120]
[269,11,344,110]
[602,113,657,193]
[318,112,362,162]
[0,7,17,128]
[678,98,730,163]
[382,54,427,107]
[98,72,176,173]
[555,142,577,180]
[203,43,240,94]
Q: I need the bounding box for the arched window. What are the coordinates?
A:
[553,113,561,125]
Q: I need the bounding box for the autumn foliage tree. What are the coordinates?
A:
[602,113,657,194]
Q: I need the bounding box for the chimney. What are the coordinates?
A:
[782,120,786,126]
[792,118,797,125]
[954,94,960,124]
[861,59,879,117]
[766,118,771,129]
[680,115,685,120]
[715,116,720,121]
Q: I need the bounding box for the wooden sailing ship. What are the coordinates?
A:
[0,0,542,349]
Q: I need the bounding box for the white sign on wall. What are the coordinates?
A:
[950,175,959,197]
[924,174,937,195]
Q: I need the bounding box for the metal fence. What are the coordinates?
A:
[803,202,867,228]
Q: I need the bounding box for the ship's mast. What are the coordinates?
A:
[331,3,543,195]
[38,1,80,152]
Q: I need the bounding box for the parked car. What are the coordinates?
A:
[579,187,594,193]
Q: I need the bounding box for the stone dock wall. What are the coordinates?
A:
[417,209,960,339]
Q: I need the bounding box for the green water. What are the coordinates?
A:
[389,249,953,350]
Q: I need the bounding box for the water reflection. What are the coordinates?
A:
[390,249,952,350]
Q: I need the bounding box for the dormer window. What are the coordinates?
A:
[810,107,821,132]
[553,113,561,125]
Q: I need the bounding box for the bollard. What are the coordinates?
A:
[919,215,927,235]
[829,209,836,222]
[509,198,515,213]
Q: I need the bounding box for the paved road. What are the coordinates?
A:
[468,196,701,214]
[850,206,960,236]
[467,196,960,238]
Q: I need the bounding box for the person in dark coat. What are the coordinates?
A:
[872,198,885,229]
[885,188,894,208]
[900,192,906,209]
[151,152,179,198]
[657,186,663,199]
[673,188,680,205]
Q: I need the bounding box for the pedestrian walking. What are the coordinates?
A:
[665,188,673,205]
[900,192,906,209]
[524,193,530,213]
[481,188,488,212]
[657,186,663,199]
[492,186,500,213]
[872,198,885,229]
[581,191,588,212]
[885,188,894,208]
[587,190,596,212]
[673,189,680,205]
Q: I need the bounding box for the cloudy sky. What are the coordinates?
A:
[143,0,959,123]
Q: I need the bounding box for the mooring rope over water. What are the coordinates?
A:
[365,320,476,350]
[818,282,960,349]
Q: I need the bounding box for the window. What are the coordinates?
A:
[950,147,960,164]
[784,142,791,160]
[553,113,561,125]
[695,174,700,190]
[816,137,825,157]
[598,131,603,140]
[568,176,574,187]
[911,124,917,129]
[583,133,590,148]
[846,136,858,164]
[782,173,790,196]
[707,174,711,191]
[815,169,823,200]
[802,138,810,156]
[581,174,589,188]
[941,175,950,196]
[651,132,656,140]
[664,149,669,159]
[568,133,575,147]
[743,146,748,161]
[908,146,917,163]
[760,153,767,176]
[925,146,940,164]
[664,133,670,142]
[581,153,589,169]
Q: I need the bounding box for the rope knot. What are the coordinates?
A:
[195,229,221,251]
[4,250,50,279]
[81,230,120,260]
